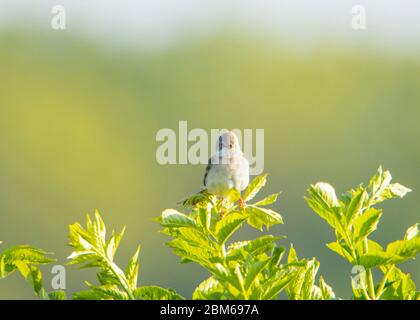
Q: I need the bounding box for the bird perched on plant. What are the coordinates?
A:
[203,131,250,208]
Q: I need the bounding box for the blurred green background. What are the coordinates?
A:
[0,4,419,299]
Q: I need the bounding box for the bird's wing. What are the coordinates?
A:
[203,157,212,186]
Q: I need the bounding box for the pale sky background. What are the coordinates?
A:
[1,0,420,51]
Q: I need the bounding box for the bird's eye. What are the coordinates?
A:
[229,144,233,148]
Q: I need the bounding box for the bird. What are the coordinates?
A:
[203,131,250,209]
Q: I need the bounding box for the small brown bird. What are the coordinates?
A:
[203,131,250,208]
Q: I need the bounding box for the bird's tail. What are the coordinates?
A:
[178,189,213,208]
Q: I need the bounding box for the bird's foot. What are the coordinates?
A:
[238,197,245,210]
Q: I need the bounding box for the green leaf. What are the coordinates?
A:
[386,183,412,199]
[67,211,140,300]
[305,197,344,237]
[405,223,419,240]
[385,237,420,264]
[166,236,217,266]
[97,269,120,286]
[45,291,67,300]
[261,272,296,300]
[244,259,270,291]
[232,264,246,295]
[345,188,366,224]
[288,245,298,263]
[85,284,129,300]
[268,246,286,272]
[368,167,411,205]
[247,215,264,231]
[310,182,340,208]
[125,246,140,290]
[379,266,417,300]
[198,206,211,231]
[359,231,420,268]
[227,188,241,204]
[193,277,225,300]
[359,252,390,269]
[14,262,43,296]
[215,212,247,244]
[0,244,54,296]
[246,205,283,229]
[243,174,267,202]
[353,208,382,244]
[134,286,184,300]
[253,192,282,207]
[160,209,196,228]
[319,276,335,300]
[326,242,355,264]
[368,166,391,195]
[73,290,103,300]
[0,245,55,265]
[300,259,319,300]
[227,235,283,261]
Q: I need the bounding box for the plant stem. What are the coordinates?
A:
[101,253,135,300]
[363,238,376,300]
[376,265,394,299]
[366,269,376,300]
[361,285,371,300]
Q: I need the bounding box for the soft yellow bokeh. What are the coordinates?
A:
[0,31,419,299]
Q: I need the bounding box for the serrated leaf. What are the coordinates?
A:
[106,236,116,260]
[345,188,366,224]
[227,235,283,261]
[198,206,211,231]
[353,208,382,244]
[0,245,55,265]
[319,276,335,300]
[134,286,184,300]
[125,246,140,290]
[215,212,247,244]
[262,272,296,300]
[386,183,412,199]
[67,211,140,300]
[310,182,340,208]
[45,291,67,300]
[244,259,270,291]
[269,246,286,272]
[368,167,411,205]
[288,245,298,263]
[385,237,420,263]
[80,284,129,300]
[253,192,282,207]
[193,277,225,300]
[305,197,344,237]
[160,209,196,228]
[243,174,267,202]
[73,290,102,300]
[359,252,390,268]
[14,261,43,296]
[379,266,417,300]
[405,223,419,240]
[326,242,354,264]
[368,166,391,195]
[246,205,283,229]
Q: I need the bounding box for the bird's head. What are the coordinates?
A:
[216,131,241,158]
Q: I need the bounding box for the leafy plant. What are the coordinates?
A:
[0,241,63,299]
[158,174,334,300]
[306,166,419,300]
[67,211,184,300]
[0,168,418,300]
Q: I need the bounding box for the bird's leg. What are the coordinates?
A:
[238,197,245,210]
[218,197,229,219]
